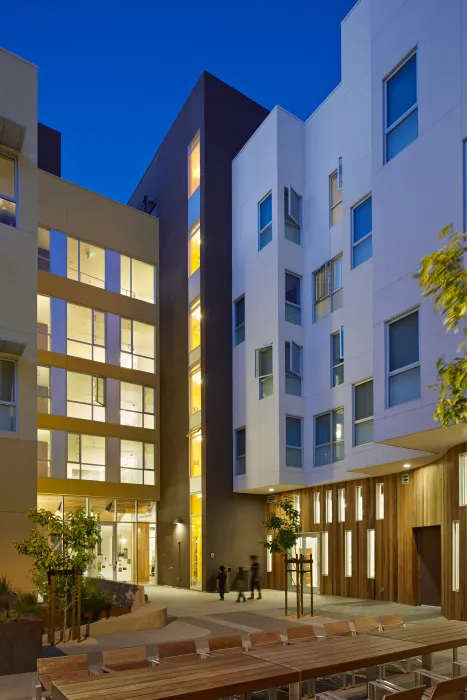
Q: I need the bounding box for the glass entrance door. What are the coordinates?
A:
[288,533,320,594]
[90,523,116,580]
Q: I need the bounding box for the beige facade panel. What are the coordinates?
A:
[38,414,156,443]
[38,477,158,502]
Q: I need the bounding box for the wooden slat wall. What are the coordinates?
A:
[265,442,467,620]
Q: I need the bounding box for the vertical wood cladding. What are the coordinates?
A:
[265,443,467,620]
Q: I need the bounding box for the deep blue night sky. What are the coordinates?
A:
[3,0,355,204]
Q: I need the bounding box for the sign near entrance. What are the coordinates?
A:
[401,473,410,485]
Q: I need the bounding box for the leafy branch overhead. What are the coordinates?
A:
[263,496,300,554]
[415,226,467,426]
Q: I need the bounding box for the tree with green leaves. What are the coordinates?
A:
[263,496,301,555]
[416,226,467,426]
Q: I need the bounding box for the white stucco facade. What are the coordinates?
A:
[232,0,467,494]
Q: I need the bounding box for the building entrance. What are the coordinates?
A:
[414,525,441,607]
[288,533,320,594]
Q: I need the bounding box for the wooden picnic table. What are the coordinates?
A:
[365,620,467,664]
[51,653,301,700]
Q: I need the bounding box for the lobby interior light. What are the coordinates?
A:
[268,488,274,492]
[403,463,411,469]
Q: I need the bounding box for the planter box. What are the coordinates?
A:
[0,620,42,675]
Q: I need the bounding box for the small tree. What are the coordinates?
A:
[415,226,467,426]
[263,496,301,555]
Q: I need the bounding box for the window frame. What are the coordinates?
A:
[331,327,344,387]
[0,358,17,432]
[67,237,106,289]
[313,491,321,525]
[234,295,245,346]
[189,429,202,478]
[329,170,343,227]
[285,271,302,325]
[325,489,333,524]
[338,487,346,523]
[0,152,17,227]
[384,51,418,164]
[67,304,106,362]
[352,194,373,268]
[285,415,303,468]
[376,482,385,520]
[120,318,155,372]
[188,220,201,278]
[67,433,106,481]
[234,427,246,476]
[37,365,51,414]
[322,531,329,576]
[367,529,376,579]
[120,439,155,486]
[255,344,273,400]
[189,364,202,416]
[258,191,273,251]
[313,255,343,321]
[189,299,201,353]
[285,340,302,396]
[188,131,201,198]
[120,381,155,429]
[453,520,460,592]
[353,378,374,446]
[284,186,302,244]
[386,308,420,408]
[459,454,467,507]
[314,408,344,467]
[120,254,155,304]
[355,485,363,522]
[66,371,105,422]
[344,530,352,577]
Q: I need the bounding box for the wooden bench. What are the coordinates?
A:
[319,685,427,700]
[157,639,200,664]
[249,630,283,647]
[285,625,319,644]
[208,634,244,655]
[380,614,405,629]
[36,655,91,699]
[354,617,382,633]
[324,621,353,637]
[102,646,156,672]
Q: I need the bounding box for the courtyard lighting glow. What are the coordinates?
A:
[403,463,411,469]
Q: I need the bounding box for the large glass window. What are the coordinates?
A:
[37,365,50,414]
[385,53,418,162]
[190,429,202,477]
[235,427,246,475]
[67,433,105,481]
[255,345,273,399]
[120,382,155,429]
[234,296,245,346]
[38,226,50,272]
[285,341,302,396]
[387,310,420,406]
[352,196,372,267]
[190,365,202,415]
[286,416,302,468]
[189,221,201,277]
[120,319,155,373]
[284,187,302,244]
[258,192,272,250]
[0,359,16,431]
[0,153,16,227]
[67,371,105,422]
[354,379,373,445]
[285,272,301,325]
[188,132,201,197]
[330,170,343,226]
[37,295,51,351]
[67,303,105,363]
[120,440,155,486]
[314,255,343,321]
[315,408,344,466]
[121,256,155,304]
[190,493,202,588]
[67,238,105,289]
[189,300,201,352]
[332,329,344,387]
[37,428,51,477]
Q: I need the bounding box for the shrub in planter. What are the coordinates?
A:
[0,610,42,675]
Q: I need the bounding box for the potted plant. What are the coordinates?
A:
[0,608,42,675]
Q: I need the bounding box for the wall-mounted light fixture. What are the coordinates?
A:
[173,518,183,525]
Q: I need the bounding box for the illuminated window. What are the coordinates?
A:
[314,255,343,322]
[190,430,202,477]
[37,429,51,477]
[356,485,363,521]
[255,345,273,399]
[0,153,16,226]
[367,529,375,579]
[189,221,201,277]
[190,493,202,588]
[315,408,344,466]
[325,490,333,524]
[322,531,329,576]
[67,303,105,363]
[0,359,16,431]
[190,365,202,416]
[330,171,343,226]
[120,439,155,486]
[120,319,155,372]
[120,382,155,429]
[376,483,384,520]
[38,227,50,272]
[37,366,50,414]
[67,433,106,481]
[313,492,321,525]
[189,300,201,352]
[345,530,352,577]
[338,488,345,523]
[121,255,155,304]
[188,132,201,197]
[67,371,105,422]
[37,295,51,351]
[67,237,105,289]
[453,521,460,592]
[267,534,273,572]
[459,454,467,506]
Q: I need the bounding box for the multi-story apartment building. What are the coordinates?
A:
[0,47,159,589]
[233,0,467,618]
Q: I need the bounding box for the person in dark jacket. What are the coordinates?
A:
[249,555,262,600]
[235,567,247,603]
[217,565,227,600]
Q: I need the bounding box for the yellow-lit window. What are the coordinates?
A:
[121,255,155,304]
[37,366,50,414]
[189,221,201,277]
[189,301,201,352]
[67,237,105,289]
[190,430,202,477]
[37,428,51,477]
[120,319,155,373]
[37,295,51,350]
[190,366,202,415]
[188,132,200,197]
[190,493,202,588]
[67,303,105,363]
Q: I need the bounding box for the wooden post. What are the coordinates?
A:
[300,556,304,618]
[50,573,56,646]
[47,572,52,645]
[284,553,288,617]
[77,572,82,642]
[310,553,314,617]
[296,560,301,619]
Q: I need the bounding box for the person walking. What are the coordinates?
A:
[249,555,262,600]
[235,567,247,603]
[217,565,227,600]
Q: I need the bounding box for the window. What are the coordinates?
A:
[367,529,375,579]
[345,530,352,577]
[285,272,301,325]
[285,341,302,396]
[385,53,418,162]
[267,535,273,573]
[234,296,245,346]
[0,359,16,431]
[332,328,344,387]
[37,366,50,414]
[294,495,301,526]
[459,454,467,506]
[67,238,105,289]
[121,256,155,304]
[284,187,301,244]
[121,319,155,372]
[338,488,346,523]
[189,300,201,352]
[352,196,372,267]
[38,227,50,272]
[37,295,51,351]
[0,153,16,226]
[255,345,273,399]
[314,492,321,525]
[322,531,329,576]
[37,428,51,477]
[387,310,420,406]
[354,380,374,445]
[453,521,460,592]
[330,171,343,226]
[67,372,105,422]
[376,483,384,520]
[286,416,302,468]
[315,408,344,467]
[121,439,155,485]
[356,486,363,521]
[235,427,246,475]
[325,490,333,523]
[190,493,202,588]
[189,221,201,277]
[190,429,202,477]
[120,382,155,429]
[258,192,272,250]
[67,433,105,481]
[67,303,105,363]
[188,132,201,197]
[190,365,202,415]
[314,255,343,321]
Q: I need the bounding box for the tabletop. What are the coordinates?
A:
[365,620,467,654]
[51,653,300,700]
